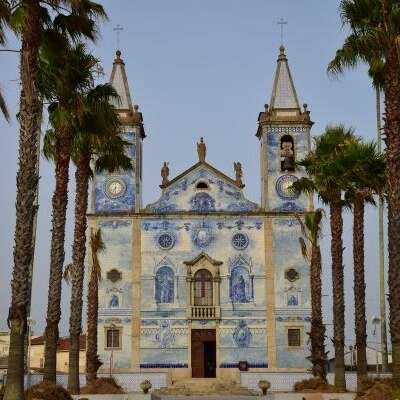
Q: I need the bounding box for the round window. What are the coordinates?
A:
[158,233,175,250]
[232,233,249,250]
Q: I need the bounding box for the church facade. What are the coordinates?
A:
[88,46,314,381]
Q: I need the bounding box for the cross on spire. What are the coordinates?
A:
[113,24,124,49]
[277,18,288,46]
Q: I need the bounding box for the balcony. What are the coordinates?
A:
[189,305,221,320]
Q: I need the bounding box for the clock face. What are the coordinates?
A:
[105,178,126,199]
[276,174,300,200]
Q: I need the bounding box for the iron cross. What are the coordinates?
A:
[113,24,124,49]
[277,18,288,45]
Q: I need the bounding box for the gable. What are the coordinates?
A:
[146,164,258,213]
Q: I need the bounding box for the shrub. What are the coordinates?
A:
[25,382,72,400]
[294,377,336,393]
[80,377,125,394]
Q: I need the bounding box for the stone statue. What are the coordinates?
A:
[234,161,243,186]
[281,141,295,171]
[197,137,206,162]
[161,161,169,186]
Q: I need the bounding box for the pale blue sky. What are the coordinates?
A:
[0,0,386,352]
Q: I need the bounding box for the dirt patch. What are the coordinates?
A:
[25,382,72,400]
[80,377,125,394]
[355,378,400,400]
[294,377,338,393]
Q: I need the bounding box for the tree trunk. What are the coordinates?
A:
[353,197,367,391]
[43,137,72,382]
[4,2,42,399]
[68,154,91,394]
[310,242,327,382]
[86,242,102,383]
[385,47,400,387]
[330,197,346,391]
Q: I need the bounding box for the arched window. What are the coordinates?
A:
[194,269,213,306]
[155,266,174,304]
[196,181,209,190]
[230,266,250,303]
[280,134,295,172]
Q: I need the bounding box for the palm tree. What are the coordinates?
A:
[5,2,106,399]
[0,1,10,121]
[296,209,327,383]
[64,84,131,394]
[86,228,105,383]
[342,141,386,391]
[328,0,400,385]
[41,43,101,383]
[292,125,356,391]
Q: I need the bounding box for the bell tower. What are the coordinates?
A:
[256,46,313,212]
[92,50,145,213]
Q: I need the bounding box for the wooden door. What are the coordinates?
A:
[191,329,216,378]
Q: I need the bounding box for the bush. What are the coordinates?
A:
[80,377,125,394]
[25,382,72,400]
[294,377,336,393]
[356,378,399,400]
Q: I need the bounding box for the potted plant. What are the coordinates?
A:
[140,379,152,394]
[258,379,271,396]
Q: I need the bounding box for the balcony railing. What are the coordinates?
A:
[189,305,220,320]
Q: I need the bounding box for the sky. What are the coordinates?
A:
[0,0,387,354]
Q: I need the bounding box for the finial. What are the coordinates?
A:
[264,103,269,112]
[279,45,285,54]
[134,104,139,112]
[116,50,121,58]
[303,103,308,112]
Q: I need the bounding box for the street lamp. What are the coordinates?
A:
[109,323,116,377]
[372,316,381,375]
[27,317,35,387]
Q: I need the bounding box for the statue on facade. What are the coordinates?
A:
[197,137,206,162]
[161,161,169,186]
[233,275,248,303]
[234,161,243,186]
[281,140,295,171]
[109,294,119,308]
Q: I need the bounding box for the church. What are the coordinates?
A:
[88,45,314,382]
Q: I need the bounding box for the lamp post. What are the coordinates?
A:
[109,323,116,377]
[376,88,389,372]
[26,317,35,388]
[372,316,381,375]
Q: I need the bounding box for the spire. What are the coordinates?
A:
[109,50,133,110]
[269,46,300,110]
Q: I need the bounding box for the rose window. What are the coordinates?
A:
[158,233,175,250]
[232,233,249,250]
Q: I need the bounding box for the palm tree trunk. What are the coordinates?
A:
[353,196,367,391]
[310,243,327,382]
[4,2,42,399]
[43,137,72,382]
[385,47,400,387]
[86,239,102,383]
[330,197,346,391]
[68,153,91,394]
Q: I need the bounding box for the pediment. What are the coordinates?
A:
[146,162,259,213]
[183,251,223,266]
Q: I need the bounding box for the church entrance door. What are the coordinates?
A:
[191,329,216,378]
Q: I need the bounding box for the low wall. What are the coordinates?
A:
[240,371,392,392]
[23,372,169,393]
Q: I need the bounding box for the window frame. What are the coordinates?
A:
[286,326,303,349]
[104,327,122,350]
